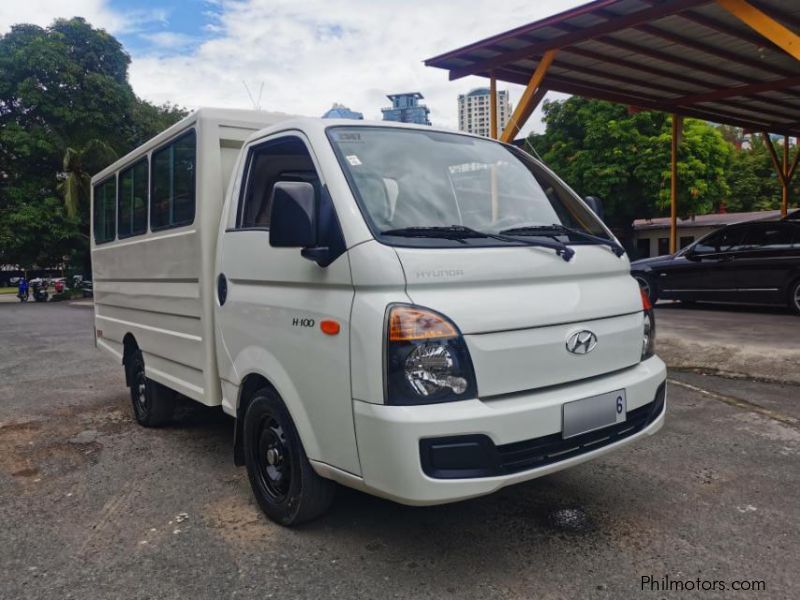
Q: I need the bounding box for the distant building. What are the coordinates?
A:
[632,209,785,259]
[458,88,512,137]
[381,92,431,125]
[322,103,363,120]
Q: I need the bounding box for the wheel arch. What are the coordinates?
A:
[232,370,320,468]
[122,333,139,386]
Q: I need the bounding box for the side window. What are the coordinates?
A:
[237,136,319,229]
[93,176,116,244]
[694,227,744,255]
[740,223,794,251]
[118,158,148,238]
[151,130,196,230]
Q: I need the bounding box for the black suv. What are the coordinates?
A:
[631,220,800,314]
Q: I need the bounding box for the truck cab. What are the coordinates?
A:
[212,118,665,524]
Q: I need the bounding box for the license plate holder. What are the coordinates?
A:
[562,389,626,439]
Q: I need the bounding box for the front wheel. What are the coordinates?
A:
[243,389,335,526]
[789,279,800,315]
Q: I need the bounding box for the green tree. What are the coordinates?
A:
[0,17,186,273]
[59,140,118,218]
[527,97,732,244]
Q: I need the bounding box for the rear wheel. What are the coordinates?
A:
[127,350,175,427]
[243,388,335,526]
[789,279,800,315]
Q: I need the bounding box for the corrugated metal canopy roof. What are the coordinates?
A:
[425,0,800,136]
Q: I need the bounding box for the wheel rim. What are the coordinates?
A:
[133,362,149,418]
[635,276,651,300]
[794,283,800,312]
[254,416,291,502]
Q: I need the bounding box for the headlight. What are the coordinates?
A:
[640,289,656,360]
[384,304,477,405]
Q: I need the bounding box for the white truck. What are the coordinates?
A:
[91,108,666,525]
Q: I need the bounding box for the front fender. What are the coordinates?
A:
[230,345,321,462]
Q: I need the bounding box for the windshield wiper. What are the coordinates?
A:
[381,225,574,261]
[499,224,625,257]
[380,226,483,244]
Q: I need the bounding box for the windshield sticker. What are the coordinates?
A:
[335,132,362,142]
[346,154,362,166]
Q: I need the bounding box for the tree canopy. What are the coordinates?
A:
[0,17,186,273]
[527,97,792,242]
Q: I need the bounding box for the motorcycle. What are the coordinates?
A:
[31,280,48,303]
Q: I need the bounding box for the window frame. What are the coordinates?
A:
[691,225,746,256]
[117,156,149,239]
[234,134,319,232]
[149,128,197,233]
[738,222,796,252]
[93,174,117,245]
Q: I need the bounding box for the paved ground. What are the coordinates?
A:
[655,301,800,385]
[1,302,799,599]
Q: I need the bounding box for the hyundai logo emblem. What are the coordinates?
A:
[566,330,598,355]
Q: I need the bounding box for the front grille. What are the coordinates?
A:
[420,382,666,479]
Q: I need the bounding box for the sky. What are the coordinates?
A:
[0,0,585,135]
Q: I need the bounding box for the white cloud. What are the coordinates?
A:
[1,0,581,135]
[140,31,196,49]
[129,0,582,134]
[0,0,166,35]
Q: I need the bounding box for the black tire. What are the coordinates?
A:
[127,350,175,427]
[789,279,800,316]
[243,388,335,526]
[633,274,657,305]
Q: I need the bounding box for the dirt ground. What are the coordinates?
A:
[1,302,798,599]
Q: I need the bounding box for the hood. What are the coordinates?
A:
[396,245,640,334]
[394,245,645,397]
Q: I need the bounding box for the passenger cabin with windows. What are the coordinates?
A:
[90,109,293,406]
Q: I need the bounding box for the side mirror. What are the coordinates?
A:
[269,182,318,248]
[584,196,604,220]
[684,249,700,260]
[269,181,334,266]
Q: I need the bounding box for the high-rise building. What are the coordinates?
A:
[458,88,512,138]
[381,92,431,125]
[322,103,363,120]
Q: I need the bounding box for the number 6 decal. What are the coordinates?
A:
[616,396,624,414]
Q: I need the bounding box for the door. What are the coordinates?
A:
[732,222,798,304]
[658,226,745,301]
[215,133,359,475]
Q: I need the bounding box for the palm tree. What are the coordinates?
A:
[58,139,118,219]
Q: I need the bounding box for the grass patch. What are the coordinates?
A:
[0,287,20,295]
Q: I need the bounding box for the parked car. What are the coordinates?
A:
[80,280,93,298]
[631,220,800,314]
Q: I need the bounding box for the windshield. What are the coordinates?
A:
[327,126,611,247]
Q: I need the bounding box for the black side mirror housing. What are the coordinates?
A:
[269,182,318,248]
[584,196,604,220]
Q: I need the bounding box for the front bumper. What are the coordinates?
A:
[352,356,667,505]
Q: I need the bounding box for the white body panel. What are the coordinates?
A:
[91,108,294,405]
[92,113,667,506]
